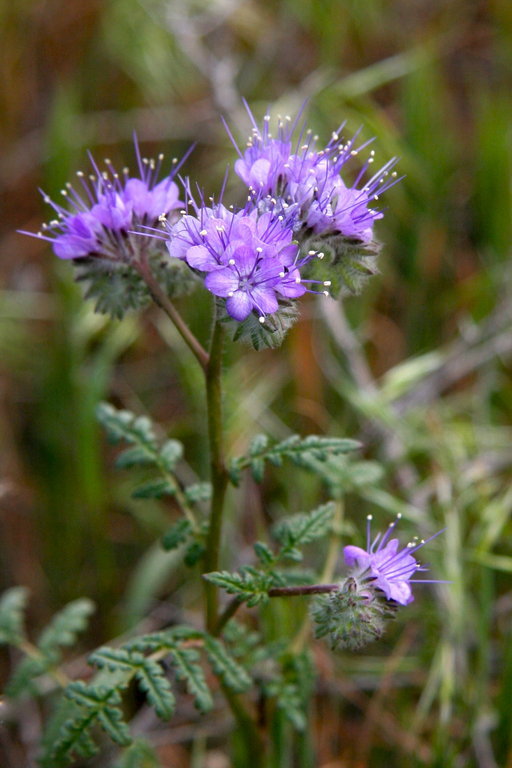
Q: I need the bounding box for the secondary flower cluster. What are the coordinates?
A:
[313,515,443,650]
[24,105,399,327]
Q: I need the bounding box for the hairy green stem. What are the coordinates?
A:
[203,314,229,632]
[136,257,209,370]
[268,584,338,597]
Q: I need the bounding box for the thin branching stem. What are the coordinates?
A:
[136,255,209,370]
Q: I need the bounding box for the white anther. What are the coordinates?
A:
[323,290,329,297]
[200,229,208,236]
[259,316,265,323]
[228,259,236,265]
[323,280,331,286]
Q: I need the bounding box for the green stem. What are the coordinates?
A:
[136,256,209,371]
[204,313,229,633]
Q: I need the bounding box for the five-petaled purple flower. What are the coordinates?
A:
[22,139,186,263]
[343,514,441,605]
[230,104,400,244]
[166,202,319,322]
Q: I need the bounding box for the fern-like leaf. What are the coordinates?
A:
[202,634,252,693]
[0,586,28,645]
[167,644,213,713]
[273,502,336,559]
[229,434,360,485]
[203,569,273,607]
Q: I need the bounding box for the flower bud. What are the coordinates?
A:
[311,577,397,651]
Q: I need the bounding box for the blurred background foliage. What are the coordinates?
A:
[1,0,512,766]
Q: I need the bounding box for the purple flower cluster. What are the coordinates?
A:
[23,141,184,263]
[166,203,314,322]
[230,106,399,244]
[343,515,441,605]
[24,104,398,326]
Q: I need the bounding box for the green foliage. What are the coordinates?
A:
[205,503,336,605]
[273,502,335,561]
[91,647,175,719]
[301,235,381,297]
[5,595,95,699]
[0,586,29,645]
[229,434,360,485]
[204,569,274,607]
[230,301,301,350]
[37,598,96,656]
[161,518,193,550]
[74,252,198,319]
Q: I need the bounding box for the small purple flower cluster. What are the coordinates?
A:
[23,142,185,263]
[231,109,398,244]
[343,514,442,605]
[24,105,399,325]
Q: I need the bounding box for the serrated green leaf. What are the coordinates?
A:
[5,655,47,698]
[46,706,100,767]
[161,518,192,551]
[0,586,28,645]
[89,646,135,673]
[202,635,252,693]
[184,540,205,567]
[115,446,154,469]
[132,479,176,499]
[135,657,175,720]
[253,541,275,565]
[230,302,300,350]
[203,570,272,606]
[66,681,131,746]
[230,434,360,485]
[159,439,183,470]
[38,598,95,656]
[184,482,212,504]
[167,645,213,712]
[273,502,335,555]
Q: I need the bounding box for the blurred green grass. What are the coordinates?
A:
[1,0,512,766]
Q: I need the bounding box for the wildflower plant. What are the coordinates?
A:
[4,104,443,768]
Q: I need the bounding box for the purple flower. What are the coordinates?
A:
[166,201,316,322]
[343,515,442,605]
[230,105,399,244]
[21,139,186,263]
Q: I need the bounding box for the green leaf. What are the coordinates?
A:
[167,645,213,713]
[230,301,300,350]
[184,540,205,567]
[66,681,132,746]
[202,634,252,693]
[0,586,29,645]
[253,541,275,565]
[38,598,95,656]
[273,502,336,555]
[159,440,183,470]
[203,570,272,607]
[132,479,177,499]
[229,434,360,485]
[161,518,192,551]
[184,482,212,504]
[74,251,198,319]
[116,446,155,469]
[6,656,47,698]
[301,235,381,298]
[91,646,176,720]
[135,657,176,720]
[46,705,100,766]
